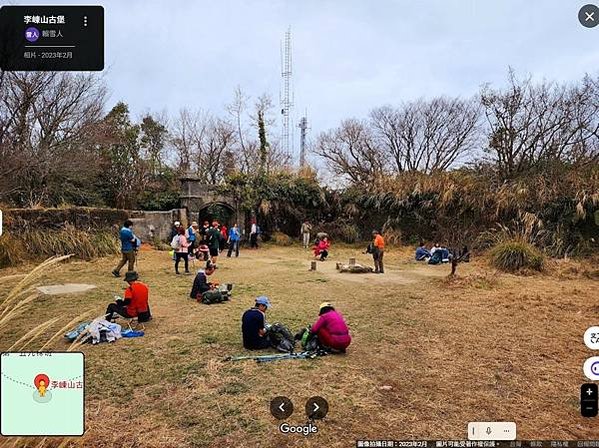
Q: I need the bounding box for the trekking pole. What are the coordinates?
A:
[224,353,292,362]
[255,351,322,363]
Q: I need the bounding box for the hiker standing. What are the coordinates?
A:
[186,222,198,257]
[371,230,385,274]
[220,224,228,251]
[310,302,351,352]
[206,221,221,265]
[249,220,259,249]
[300,220,312,249]
[112,220,137,277]
[106,271,151,322]
[227,223,241,258]
[173,227,191,275]
[241,296,271,350]
[169,221,181,242]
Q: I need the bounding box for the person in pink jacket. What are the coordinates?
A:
[311,302,351,352]
[174,227,191,275]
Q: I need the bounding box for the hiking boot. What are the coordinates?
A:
[111,270,120,277]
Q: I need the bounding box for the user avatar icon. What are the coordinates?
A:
[25,26,40,43]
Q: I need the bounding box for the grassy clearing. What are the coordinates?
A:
[0,244,597,447]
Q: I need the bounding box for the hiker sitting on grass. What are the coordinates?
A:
[189,261,217,300]
[415,242,431,261]
[241,296,271,350]
[310,302,351,353]
[106,271,152,322]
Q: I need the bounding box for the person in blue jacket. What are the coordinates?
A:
[187,221,198,257]
[227,223,241,258]
[415,242,431,261]
[112,220,138,277]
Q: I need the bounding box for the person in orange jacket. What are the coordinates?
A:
[371,230,385,274]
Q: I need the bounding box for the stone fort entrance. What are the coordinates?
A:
[179,176,245,231]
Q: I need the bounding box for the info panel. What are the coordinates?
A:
[0,5,104,71]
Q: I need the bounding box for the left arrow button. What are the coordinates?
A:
[270,396,293,420]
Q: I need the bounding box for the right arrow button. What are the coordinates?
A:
[305,396,329,420]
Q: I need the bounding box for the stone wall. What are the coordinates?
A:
[3,207,186,243]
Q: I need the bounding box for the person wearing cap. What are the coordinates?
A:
[105,271,151,322]
[169,221,182,242]
[371,230,385,274]
[174,227,191,275]
[241,296,271,350]
[310,302,351,353]
[187,221,199,255]
[189,261,217,300]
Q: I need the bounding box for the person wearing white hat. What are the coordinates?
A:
[169,221,182,242]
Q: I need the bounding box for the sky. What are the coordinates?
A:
[7,0,599,166]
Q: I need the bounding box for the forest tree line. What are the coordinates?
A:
[0,69,597,254]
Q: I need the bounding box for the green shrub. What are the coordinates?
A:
[489,240,545,273]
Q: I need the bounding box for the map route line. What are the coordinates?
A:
[1,371,83,390]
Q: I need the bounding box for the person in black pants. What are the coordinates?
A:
[174,227,191,275]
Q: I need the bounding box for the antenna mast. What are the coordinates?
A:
[280,27,293,161]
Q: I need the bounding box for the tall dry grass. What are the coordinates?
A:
[0,227,119,268]
[362,166,599,256]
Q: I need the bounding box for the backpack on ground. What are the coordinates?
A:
[200,290,227,304]
[170,234,181,250]
[295,326,321,352]
[267,323,296,353]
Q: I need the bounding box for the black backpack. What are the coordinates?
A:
[267,323,296,353]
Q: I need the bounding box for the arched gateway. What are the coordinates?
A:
[179,175,245,230]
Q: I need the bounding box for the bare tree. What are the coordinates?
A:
[315,119,387,186]
[481,70,599,177]
[170,108,237,183]
[226,86,249,154]
[370,97,480,173]
[0,71,107,206]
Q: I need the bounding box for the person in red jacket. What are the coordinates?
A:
[310,302,351,352]
[314,236,330,261]
[105,271,151,322]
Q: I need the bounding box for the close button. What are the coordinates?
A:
[579,4,599,28]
